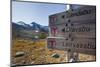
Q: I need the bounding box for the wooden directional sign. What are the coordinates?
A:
[48,6,96,55]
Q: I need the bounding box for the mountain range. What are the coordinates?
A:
[12,21,49,39]
[12,21,49,32]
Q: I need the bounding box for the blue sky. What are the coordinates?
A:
[12,1,67,26]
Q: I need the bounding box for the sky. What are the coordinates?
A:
[12,1,67,26]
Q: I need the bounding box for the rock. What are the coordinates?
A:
[11,64,17,67]
[69,58,76,62]
[15,51,25,57]
[51,53,60,58]
[31,61,35,64]
[21,60,26,64]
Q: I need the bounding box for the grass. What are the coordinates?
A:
[11,38,96,65]
[11,38,66,65]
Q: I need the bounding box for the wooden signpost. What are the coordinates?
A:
[47,5,96,62]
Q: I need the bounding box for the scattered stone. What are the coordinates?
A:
[21,60,26,64]
[15,51,25,57]
[11,64,17,67]
[31,61,35,64]
[51,53,60,58]
[69,58,76,62]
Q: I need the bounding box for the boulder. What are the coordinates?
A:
[15,51,25,57]
[51,53,60,58]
